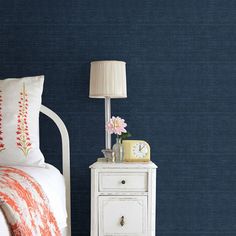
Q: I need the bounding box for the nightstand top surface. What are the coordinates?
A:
[89,161,158,169]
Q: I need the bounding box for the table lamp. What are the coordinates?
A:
[89,60,127,151]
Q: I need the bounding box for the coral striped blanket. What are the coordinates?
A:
[0,166,61,236]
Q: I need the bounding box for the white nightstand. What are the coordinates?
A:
[90,161,158,236]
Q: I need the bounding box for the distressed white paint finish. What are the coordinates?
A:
[99,196,147,236]
[99,172,148,192]
[90,161,157,169]
[90,161,157,236]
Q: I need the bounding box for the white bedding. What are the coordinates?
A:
[0,163,67,235]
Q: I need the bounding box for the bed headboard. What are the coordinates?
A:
[40,105,71,236]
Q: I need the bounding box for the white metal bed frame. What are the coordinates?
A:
[40,105,71,236]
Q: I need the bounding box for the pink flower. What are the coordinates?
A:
[106,116,127,135]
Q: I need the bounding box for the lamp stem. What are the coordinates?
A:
[105,97,111,149]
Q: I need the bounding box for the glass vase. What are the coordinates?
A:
[112,137,124,162]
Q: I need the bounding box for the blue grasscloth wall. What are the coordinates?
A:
[1,0,236,235]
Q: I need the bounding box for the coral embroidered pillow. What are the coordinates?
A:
[0,76,45,166]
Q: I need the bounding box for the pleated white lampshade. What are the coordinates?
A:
[89,60,127,98]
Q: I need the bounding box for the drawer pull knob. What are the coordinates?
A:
[121,180,126,184]
[120,216,125,226]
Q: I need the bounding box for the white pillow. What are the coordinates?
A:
[0,75,45,166]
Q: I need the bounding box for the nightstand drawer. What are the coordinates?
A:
[99,172,148,192]
[99,196,147,236]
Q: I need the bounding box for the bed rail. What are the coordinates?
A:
[40,105,71,236]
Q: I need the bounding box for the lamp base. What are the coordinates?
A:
[97,157,109,162]
[101,149,115,162]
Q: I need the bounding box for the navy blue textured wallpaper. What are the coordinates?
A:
[1,0,236,235]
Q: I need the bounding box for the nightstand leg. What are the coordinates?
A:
[90,169,98,236]
[148,169,157,236]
